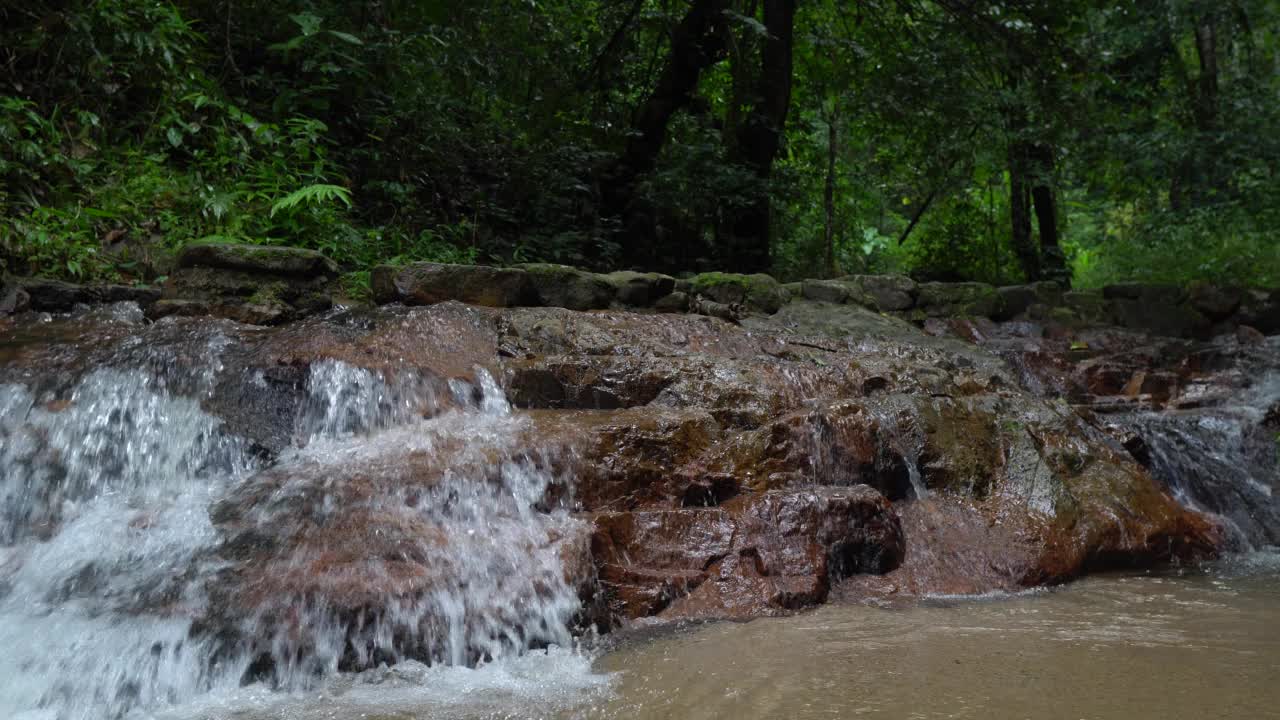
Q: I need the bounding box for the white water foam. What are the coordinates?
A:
[0,352,605,720]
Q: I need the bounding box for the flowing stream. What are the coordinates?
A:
[0,310,590,719]
[0,306,1276,720]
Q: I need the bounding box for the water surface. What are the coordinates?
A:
[158,554,1280,720]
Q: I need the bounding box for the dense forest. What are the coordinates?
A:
[2,0,1278,294]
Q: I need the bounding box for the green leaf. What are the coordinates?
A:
[166,127,183,147]
[270,184,353,217]
[327,30,363,45]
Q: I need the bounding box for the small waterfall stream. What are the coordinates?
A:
[1115,340,1280,550]
[1124,377,1280,548]
[0,311,594,720]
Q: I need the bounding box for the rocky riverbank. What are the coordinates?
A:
[2,243,1276,660]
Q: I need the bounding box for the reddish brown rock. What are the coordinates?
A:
[591,485,904,621]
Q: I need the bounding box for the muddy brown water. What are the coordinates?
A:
[164,554,1279,720]
[580,562,1280,720]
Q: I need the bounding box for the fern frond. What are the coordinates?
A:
[270,183,352,217]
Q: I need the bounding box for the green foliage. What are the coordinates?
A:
[1066,200,1280,288]
[1,0,1277,288]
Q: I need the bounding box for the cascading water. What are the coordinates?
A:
[0,308,597,720]
[1116,338,1280,549]
[1124,373,1280,549]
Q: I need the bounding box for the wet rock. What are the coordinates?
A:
[17,279,161,312]
[654,291,690,313]
[800,276,917,312]
[689,272,786,314]
[996,282,1065,321]
[843,274,917,311]
[0,282,29,315]
[1104,283,1208,338]
[800,279,852,304]
[372,262,536,307]
[591,485,903,621]
[529,408,723,510]
[603,271,676,307]
[1237,289,1280,334]
[1188,283,1244,321]
[1237,325,1266,344]
[196,402,595,671]
[517,263,615,311]
[157,266,334,326]
[1063,291,1108,323]
[915,282,1002,318]
[177,242,339,278]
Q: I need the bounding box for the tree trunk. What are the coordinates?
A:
[1008,140,1038,281]
[823,119,838,277]
[1173,13,1225,210]
[725,0,796,273]
[602,0,731,266]
[1029,143,1069,285]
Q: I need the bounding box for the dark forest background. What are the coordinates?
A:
[2,0,1278,295]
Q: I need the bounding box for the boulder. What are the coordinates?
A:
[0,281,30,315]
[996,281,1065,320]
[914,281,1002,318]
[372,262,535,307]
[1237,288,1280,334]
[689,272,786,314]
[157,266,333,325]
[1188,283,1244,321]
[654,291,690,313]
[517,263,614,311]
[178,242,339,278]
[1063,290,1109,323]
[153,244,341,325]
[842,274,917,311]
[18,279,161,312]
[1104,284,1209,338]
[591,485,904,620]
[603,271,676,307]
[800,279,852,304]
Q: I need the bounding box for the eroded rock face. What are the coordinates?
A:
[0,290,1236,665]
[156,243,340,325]
[592,486,904,620]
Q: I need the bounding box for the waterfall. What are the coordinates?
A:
[0,321,589,720]
[1118,340,1280,550]
[1124,373,1280,549]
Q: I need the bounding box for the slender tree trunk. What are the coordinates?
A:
[602,0,731,266]
[1173,13,1225,209]
[726,0,796,273]
[1008,140,1038,281]
[1029,143,1069,285]
[823,119,839,277]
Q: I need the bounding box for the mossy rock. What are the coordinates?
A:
[915,281,1002,318]
[159,267,333,324]
[1063,291,1108,323]
[995,281,1065,320]
[1237,288,1280,333]
[604,271,676,307]
[844,274,917,311]
[1109,297,1209,339]
[516,263,615,310]
[800,279,852,304]
[178,243,339,278]
[371,262,535,307]
[1187,282,1244,321]
[689,272,785,314]
[17,279,161,312]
